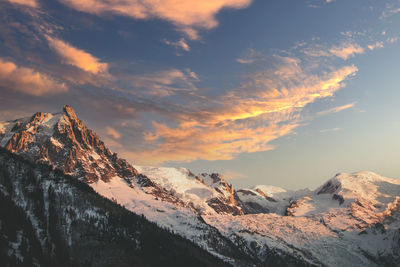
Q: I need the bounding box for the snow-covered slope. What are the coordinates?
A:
[135,166,243,215]
[236,184,311,215]
[205,171,400,266]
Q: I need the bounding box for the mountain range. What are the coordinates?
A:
[1,106,399,266]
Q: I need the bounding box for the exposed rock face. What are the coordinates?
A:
[200,173,244,215]
[0,105,139,183]
[285,200,299,216]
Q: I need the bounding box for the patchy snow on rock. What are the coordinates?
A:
[253,184,288,197]
[135,166,218,214]
[237,184,312,215]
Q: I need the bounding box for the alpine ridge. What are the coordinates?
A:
[1,106,399,266]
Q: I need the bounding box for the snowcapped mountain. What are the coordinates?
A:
[204,171,400,266]
[1,106,399,266]
[0,106,256,265]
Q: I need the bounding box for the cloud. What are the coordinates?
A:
[163,38,190,52]
[303,41,364,60]
[128,68,199,97]
[185,69,200,81]
[106,126,122,139]
[46,36,108,74]
[0,58,68,96]
[316,102,356,117]
[5,0,38,8]
[319,127,340,133]
[329,42,364,59]
[237,49,265,64]
[367,41,384,50]
[58,0,252,39]
[126,56,357,165]
[387,37,398,44]
[381,5,400,18]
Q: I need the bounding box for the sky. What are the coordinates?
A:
[1,0,400,190]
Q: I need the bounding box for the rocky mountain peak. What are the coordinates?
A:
[0,106,139,183]
[63,104,77,119]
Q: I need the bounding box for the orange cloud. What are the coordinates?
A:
[329,42,364,59]
[367,42,384,50]
[125,56,358,165]
[106,127,122,139]
[0,58,67,96]
[46,36,108,74]
[5,0,37,7]
[58,0,252,39]
[303,41,364,60]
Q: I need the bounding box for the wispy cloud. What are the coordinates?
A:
[46,36,108,74]
[387,37,398,44]
[127,68,200,97]
[367,41,384,50]
[237,49,265,64]
[106,126,122,139]
[329,42,364,59]
[303,41,365,60]
[163,38,190,52]
[381,4,400,18]
[320,127,340,133]
[0,58,67,96]
[5,0,38,8]
[316,102,356,117]
[124,56,358,165]
[58,0,252,40]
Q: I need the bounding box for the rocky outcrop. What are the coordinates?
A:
[200,173,244,215]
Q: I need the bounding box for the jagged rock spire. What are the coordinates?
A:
[63,105,77,120]
[0,106,138,183]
